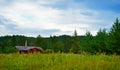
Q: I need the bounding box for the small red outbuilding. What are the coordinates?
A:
[15,46,44,54]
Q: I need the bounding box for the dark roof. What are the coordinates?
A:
[15,46,43,51]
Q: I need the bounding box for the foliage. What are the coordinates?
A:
[35,35,47,50]
[95,29,109,53]
[109,18,120,54]
[81,31,95,53]
[70,30,80,53]
[44,49,54,53]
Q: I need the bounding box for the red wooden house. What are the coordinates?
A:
[15,46,44,54]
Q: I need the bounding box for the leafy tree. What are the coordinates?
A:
[12,35,17,47]
[63,36,72,53]
[2,36,11,52]
[35,35,47,50]
[49,36,64,52]
[56,40,64,52]
[3,46,17,53]
[11,35,27,46]
[49,36,57,52]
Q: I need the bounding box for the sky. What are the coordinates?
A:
[0,0,120,37]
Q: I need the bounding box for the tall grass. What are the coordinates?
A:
[0,53,120,70]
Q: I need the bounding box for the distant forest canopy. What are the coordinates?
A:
[0,18,120,55]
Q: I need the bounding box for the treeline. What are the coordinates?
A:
[0,18,120,54]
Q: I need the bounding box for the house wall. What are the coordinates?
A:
[19,48,43,54]
[30,48,43,53]
[19,50,28,54]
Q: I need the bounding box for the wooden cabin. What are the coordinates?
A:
[15,46,44,54]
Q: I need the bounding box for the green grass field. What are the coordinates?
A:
[0,53,120,70]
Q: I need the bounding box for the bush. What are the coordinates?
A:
[44,49,54,53]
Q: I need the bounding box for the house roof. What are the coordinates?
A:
[15,46,43,51]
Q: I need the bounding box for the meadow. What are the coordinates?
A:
[0,53,120,70]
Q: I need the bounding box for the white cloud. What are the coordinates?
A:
[0,25,10,35]
[0,0,119,37]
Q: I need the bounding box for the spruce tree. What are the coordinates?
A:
[96,29,108,53]
[109,18,120,54]
[82,31,94,53]
[70,30,80,53]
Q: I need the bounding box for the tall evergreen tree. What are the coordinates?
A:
[96,29,108,53]
[70,30,80,53]
[82,31,95,53]
[109,18,120,54]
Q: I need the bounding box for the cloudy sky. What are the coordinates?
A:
[0,0,120,37]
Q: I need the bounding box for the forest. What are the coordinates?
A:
[0,18,120,55]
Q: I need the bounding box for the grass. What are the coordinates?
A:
[0,53,120,70]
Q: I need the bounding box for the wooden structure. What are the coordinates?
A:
[15,46,44,54]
